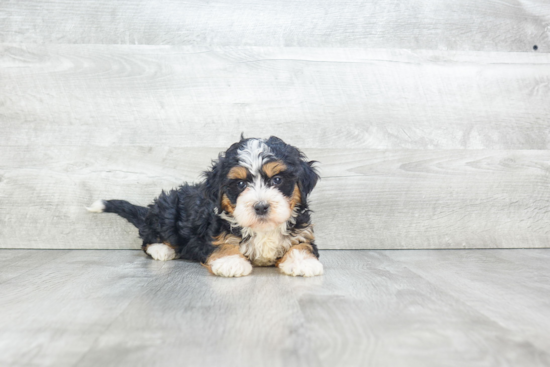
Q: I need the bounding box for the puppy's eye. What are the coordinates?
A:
[237,181,247,190]
[271,176,283,186]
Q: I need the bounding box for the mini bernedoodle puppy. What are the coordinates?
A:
[87,136,323,277]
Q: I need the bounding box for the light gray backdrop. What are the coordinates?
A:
[1,0,549,249]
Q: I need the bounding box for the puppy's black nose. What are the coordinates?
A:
[254,202,270,216]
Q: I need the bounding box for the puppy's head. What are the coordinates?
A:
[205,136,319,232]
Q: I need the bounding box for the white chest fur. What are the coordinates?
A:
[239,227,292,266]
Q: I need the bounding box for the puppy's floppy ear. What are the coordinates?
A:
[203,155,224,210]
[298,159,320,203]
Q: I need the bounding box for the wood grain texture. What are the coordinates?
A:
[1,249,550,366]
[305,250,550,366]
[75,258,319,367]
[2,3,550,253]
[0,250,170,366]
[0,0,549,52]
[314,149,550,249]
[384,249,550,355]
[0,249,69,284]
[1,147,549,249]
[2,45,550,149]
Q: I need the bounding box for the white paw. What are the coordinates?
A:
[278,250,324,277]
[210,255,253,277]
[146,243,177,261]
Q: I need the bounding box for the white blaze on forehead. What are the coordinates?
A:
[237,139,273,178]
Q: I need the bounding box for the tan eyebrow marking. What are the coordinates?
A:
[227,166,248,180]
[262,161,287,178]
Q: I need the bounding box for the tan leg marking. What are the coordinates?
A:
[277,243,323,277]
[276,243,315,267]
[207,244,243,263]
[204,234,252,277]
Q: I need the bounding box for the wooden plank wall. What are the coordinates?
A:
[1,0,549,249]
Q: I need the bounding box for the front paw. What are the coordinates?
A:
[278,249,324,277]
[209,255,253,277]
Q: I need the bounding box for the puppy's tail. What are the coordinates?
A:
[87,199,148,229]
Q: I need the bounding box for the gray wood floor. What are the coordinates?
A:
[1,249,549,367]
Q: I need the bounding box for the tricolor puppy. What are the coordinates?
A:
[87,136,322,277]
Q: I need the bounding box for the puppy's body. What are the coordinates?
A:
[89,136,322,277]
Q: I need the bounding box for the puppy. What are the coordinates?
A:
[87,136,323,277]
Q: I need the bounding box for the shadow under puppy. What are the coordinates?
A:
[87,136,323,277]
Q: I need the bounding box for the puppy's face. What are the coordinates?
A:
[213,137,318,232]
